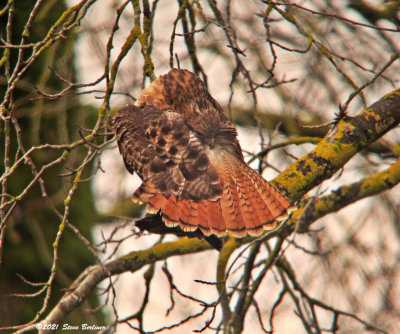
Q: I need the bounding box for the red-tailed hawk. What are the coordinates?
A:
[114,69,295,244]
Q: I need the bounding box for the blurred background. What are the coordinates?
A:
[1,0,400,333]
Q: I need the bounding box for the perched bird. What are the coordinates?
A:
[114,69,295,247]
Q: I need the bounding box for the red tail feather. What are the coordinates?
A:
[133,155,295,238]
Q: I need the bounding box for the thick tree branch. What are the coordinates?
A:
[232,107,396,157]
[273,89,400,201]
[34,238,211,333]
[298,155,400,232]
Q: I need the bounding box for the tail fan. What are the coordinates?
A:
[133,157,295,238]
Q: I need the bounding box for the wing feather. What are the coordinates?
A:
[114,104,223,201]
[114,69,296,240]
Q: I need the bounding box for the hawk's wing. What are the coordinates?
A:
[114,104,223,200]
[115,104,295,238]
